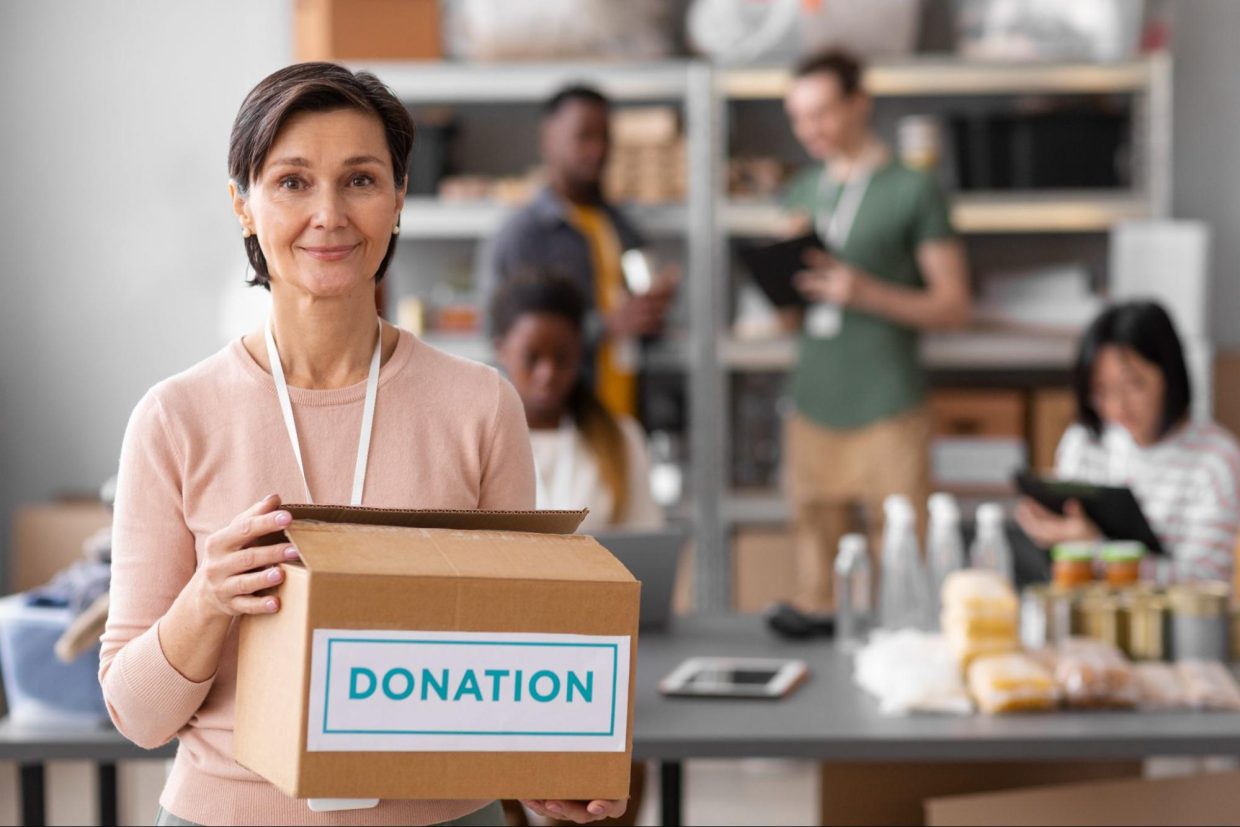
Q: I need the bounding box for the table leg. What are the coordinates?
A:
[19,762,45,827]
[98,762,118,826]
[660,760,683,827]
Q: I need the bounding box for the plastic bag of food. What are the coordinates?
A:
[967,653,1058,714]
[1177,661,1240,711]
[941,570,1019,667]
[854,630,974,716]
[1039,638,1138,709]
[1134,662,1190,710]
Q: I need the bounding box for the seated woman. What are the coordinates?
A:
[491,270,664,532]
[1016,300,1240,583]
[491,271,660,827]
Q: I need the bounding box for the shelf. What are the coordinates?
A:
[721,329,1078,372]
[359,60,693,103]
[722,491,789,526]
[419,331,691,370]
[723,57,1159,100]
[722,486,1020,527]
[725,192,1151,237]
[419,332,492,364]
[400,198,688,239]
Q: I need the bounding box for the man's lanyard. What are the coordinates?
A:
[815,146,878,250]
[264,319,382,506]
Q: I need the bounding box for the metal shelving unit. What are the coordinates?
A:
[368,55,1173,613]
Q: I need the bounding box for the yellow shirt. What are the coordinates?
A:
[566,203,637,417]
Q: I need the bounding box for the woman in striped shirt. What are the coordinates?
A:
[1016,301,1240,583]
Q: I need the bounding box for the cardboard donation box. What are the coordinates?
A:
[234,506,639,801]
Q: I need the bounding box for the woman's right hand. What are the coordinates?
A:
[191,494,300,619]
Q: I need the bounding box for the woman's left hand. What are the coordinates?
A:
[1015,497,1101,548]
[520,799,626,823]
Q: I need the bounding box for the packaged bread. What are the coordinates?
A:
[941,570,1020,617]
[1039,638,1138,709]
[1134,662,1190,710]
[1176,660,1240,711]
[967,653,1058,714]
[941,570,1019,668]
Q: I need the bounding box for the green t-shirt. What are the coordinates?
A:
[782,161,954,430]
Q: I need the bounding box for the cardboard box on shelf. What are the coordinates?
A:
[9,501,111,593]
[233,505,639,802]
[1031,387,1077,473]
[294,0,442,61]
[733,527,796,613]
[924,768,1240,826]
[930,389,1027,439]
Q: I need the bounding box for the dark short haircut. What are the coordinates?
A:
[793,49,865,97]
[543,84,610,119]
[228,62,415,289]
[490,270,586,340]
[1073,300,1192,439]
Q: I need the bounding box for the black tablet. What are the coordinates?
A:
[738,233,827,309]
[1013,472,1164,555]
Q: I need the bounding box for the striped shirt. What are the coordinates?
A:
[1055,421,1240,583]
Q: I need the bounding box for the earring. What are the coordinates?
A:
[242,227,253,239]
[392,224,401,236]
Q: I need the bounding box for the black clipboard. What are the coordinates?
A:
[1013,472,1165,555]
[738,233,827,309]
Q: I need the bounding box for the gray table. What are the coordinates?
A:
[0,718,175,826]
[635,615,1240,825]
[6,616,1240,827]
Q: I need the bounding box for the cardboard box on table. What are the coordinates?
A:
[234,505,639,802]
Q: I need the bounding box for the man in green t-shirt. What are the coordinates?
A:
[779,51,972,613]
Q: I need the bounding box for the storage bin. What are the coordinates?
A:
[0,594,109,726]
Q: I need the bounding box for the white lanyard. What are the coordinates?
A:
[264,319,382,506]
[815,154,874,250]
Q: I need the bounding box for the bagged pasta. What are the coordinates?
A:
[967,653,1058,714]
[1134,662,1190,710]
[1037,638,1138,709]
[1177,661,1240,711]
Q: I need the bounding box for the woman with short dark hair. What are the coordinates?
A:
[1016,301,1240,583]
[100,63,622,826]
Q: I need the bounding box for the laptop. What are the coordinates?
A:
[592,529,687,632]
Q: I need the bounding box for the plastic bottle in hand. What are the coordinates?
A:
[878,495,933,631]
[834,533,873,649]
[926,493,966,616]
[970,502,1014,584]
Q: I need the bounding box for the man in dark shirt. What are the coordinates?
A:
[482,85,676,416]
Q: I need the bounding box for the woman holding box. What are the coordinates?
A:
[100,63,624,827]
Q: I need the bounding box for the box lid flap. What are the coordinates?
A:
[286,520,635,582]
[284,505,587,535]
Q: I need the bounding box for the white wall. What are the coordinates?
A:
[0,3,289,823]
[1171,0,1240,347]
[0,1,291,591]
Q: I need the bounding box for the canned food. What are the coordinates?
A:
[1021,585,1074,649]
[1052,542,1096,589]
[1076,589,1128,652]
[1100,542,1145,588]
[1125,591,1169,661]
[1168,583,1231,662]
[1231,606,1240,663]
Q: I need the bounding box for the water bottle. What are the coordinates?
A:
[971,502,1014,584]
[834,533,873,649]
[878,495,933,631]
[926,493,966,616]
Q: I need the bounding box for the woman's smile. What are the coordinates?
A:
[299,243,360,262]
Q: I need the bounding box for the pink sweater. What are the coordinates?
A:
[100,329,535,826]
